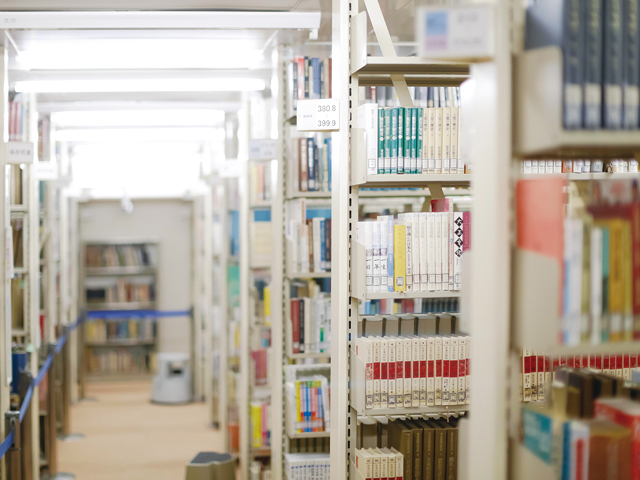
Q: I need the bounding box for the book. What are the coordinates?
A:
[357,103,380,176]
[604,0,625,129]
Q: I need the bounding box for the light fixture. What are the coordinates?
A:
[52,109,226,128]
[55,127,219,142]
[14,78,265,93]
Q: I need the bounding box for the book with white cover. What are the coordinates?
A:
[395,338,404,407]
[450,336,458,405]
[435,108,443,173]
[427,107,436,174]
[355,449,373,479]
[372,221,382,293]
[450,107,459,173]
[427,336,435,406]
[411,337,420,407]
[380,219,388,291]
[442,107,451,174]
[404,216,413,291]
[453,213,463,291]
[357,103,379,176]
[403,337,412,408]
[419,213,428,291]
[388,337,396,408]
[442,336,451,406]
[301,222,310,272]
[427,213,436,291]
[419,336,427,406]
[435,213,443,291]
[466,336,470,404]
[379,336,388,409]
[458,336,466,405]
[441,211,449,291]
[372,337,381,409]
[435,336,443,406]
[355,336,373,409]
[411,213,421,290]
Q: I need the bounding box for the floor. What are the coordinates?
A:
[58,381,223,480]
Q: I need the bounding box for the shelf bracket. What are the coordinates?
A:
[427,183,444,199]
[362,0,414,108]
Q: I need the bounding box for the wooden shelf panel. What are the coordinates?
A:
[351,56,470,77]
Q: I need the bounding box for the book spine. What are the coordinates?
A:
[442,336,450,406]
[427,213,436,291]
[291,299,300,353]
[384,108,392,174]
[435,337,443,405]
[404,106,411,174]
[421,108,429,174]
[373,221,382,293]
[394,224,406,292]
[404,338,412,407]
[419,337,427,407]
[454,212,463,290]
[450,106,459,173]
[450,337,458,405]
[604,0,624,129]
[373,338,381,409]
[411,108,418,173]
[411,214,421,290]
[411,338,420,407]
[387,217,395,292]
[379,108,385,174]
[435,108,443,174]
[466,336,471,404]
[417,107,424,173]
[441,211,449,291]
[359,338,374,409]
[458,337,466,405]
[380,338,389,409]
[405,218,413,291]
[427,337,435,406]
[395,338,404,407]
[361,104,379,175]
[442,107,451,174]
[435,213,443,291]
[419,213,428,292]
[380,219,388,291]
[428,108,436,174]
[300,138,308,191]
[307,137,316,191]
[398,107,404,174]
[304,56,310,99]
[388,338,396,408]
[584,0,604,128]
[362,222,373,293]
[391,107,399,174]
[462,212,471,251]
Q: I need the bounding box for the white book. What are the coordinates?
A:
[411,213,421,290]
[531,160,539,174]
[427,336,435,406]
[422,108,430,174]
[546,160,554,174]
[450,336,458,405]
[386,216,395,292]
[372,221,382,293]
[530,349,538,402]
[379,336,388,409]
[411,337,420,407]
[301,223,310,273]
[537,352,545,402]
[370,450,380,480]
[357,103,379,176]
[453,212,463,291]
[554,160,562,173]
[403,338,412,407]
[458,336,466,405]
[419,213,429,291]
[376,449,388,480]
[404,216,413,291]
[360,222,373,293]
[434,108,443,174]
[427,213,436,291]
[538,161,546,174]
[372,337,381,409]
[466,336,470,404]
[523,348,531,402]
[380,219,388,291]
[419,336,427,407]
[570,423,590,480]
[522,160,532,174]
[355,450,373,480]
[313,218,322,272]
[385,449,396,480]
[435,336,443,406]
[427,107,436,174]
[441,211,449,291]
[388,337,396,408]
[394,449,403,480]
[590,228,603,345]
[355,337,373,409]
[448,201,455,290]
[450,107,459,174]
[456,107,464,174]
[292,222,300,272]
[395,338,404,407]
[435,213,443,291]
[442,336,451,406]
[442,107,451,174]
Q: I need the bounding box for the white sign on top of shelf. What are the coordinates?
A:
[297,99,340,132]
[249,139,277,160]
[6,141,35,164]
[415,5,495,61]
[36,162,58,180]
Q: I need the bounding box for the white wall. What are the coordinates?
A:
[79,199,193,354]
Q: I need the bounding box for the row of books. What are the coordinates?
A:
[284,453,330,480]
[291,136,332,193]
[250,209,272,266]
[355,334,470,409]
[251,348,269,387]
[250,162,273,203]
[526,0,640,130]
[358,297,460,316]
[358,104,467,176]
[86,279,155,304]
[287,56,332,114]
[286,375,330,434]
[86,348,155,375]
[253,278,272,327]
[387,417,460,480]
[85,318,156,342]
[522,159,639,175]
[290,279,331,355]
[364,86,461,110]
[521,350,640,403]
[249,461,271,480]
[287,205,331,274]
[360,313,459,339]
[85,244,154,268]
[9,93,29,142]
[250,400,271,448]
[522,369,640,479]
[357,204,470,293]
[354,448,404,480]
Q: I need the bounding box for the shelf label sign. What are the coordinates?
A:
[297,99,340,132]
[249,139,277,160]
[6,142,35,164]
[416,5,495,61]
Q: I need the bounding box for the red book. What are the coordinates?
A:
[595,398,640,480]
[632,354,638,370]
[291,299,300,354]
[603,354,611,373]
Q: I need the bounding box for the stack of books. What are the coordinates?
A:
[249,162,272,203]
[9,93,28,142]
[358,298,460,316]
[290,135,332,193]
[85,279,155,304]
[251,348,269,387]
[354,448,403,480]
[287,56,332,116]
[289,279,331,355]
[250,400,271,448]
[522,159,640,174]
[364,86,459,110]
[286,200,331,274]
[284,453,330,479]
[85,317,156,342]
[357,203,470,293]
[85,244,154,268]
[87,348,154,375]
[355,334,470,409]
[286,373,331,434]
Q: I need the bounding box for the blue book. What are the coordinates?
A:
[325,138,332,192]
[319,60,325,99]
[525,0,585,129]
[320,219,326,271]
[304,56,310,99]
[311,57,321,99]
[584,0,603,128]
[604,0,624,129]
[307,137,316,191]
[624,0,640,128]
[314,143,320,192]
[291,61,298,114]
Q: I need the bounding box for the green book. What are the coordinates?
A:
[417,107,424,174]
[404,107,411,174]
[378,107,385,174]
[391,107,398,174]
[411,108,418,173]
[384,108,391,174]
[397,107,404,174]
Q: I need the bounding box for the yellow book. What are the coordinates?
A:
[296,381,302,433]
[580,219,591,343]
[394,224,406,292]
[607,219,625,342]
[622,221,633,341]
[264,286,271,326]
[251,403,262,448]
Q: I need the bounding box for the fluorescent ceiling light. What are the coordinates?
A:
[53,109,225,128]
[15,39,264,70]
[55,127,220,142]
[15,78,265,93]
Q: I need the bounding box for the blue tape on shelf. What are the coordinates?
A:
[0,431,14,459]
[86,309,191,319]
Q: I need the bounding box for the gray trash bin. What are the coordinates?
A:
[185,452,235,480]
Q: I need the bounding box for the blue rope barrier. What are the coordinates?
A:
[85,309,191,319]
[0,431,14,458]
